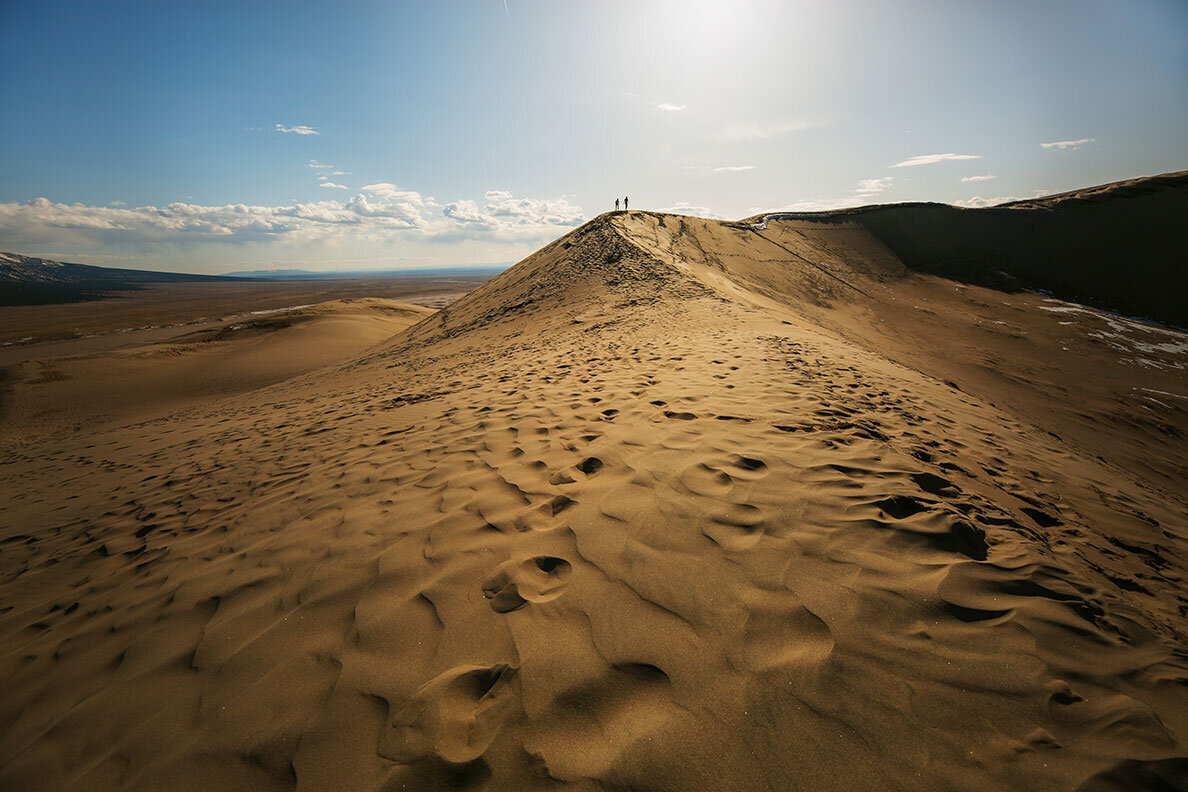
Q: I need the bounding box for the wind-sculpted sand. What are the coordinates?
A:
[1,205,1186,791]
[0,299,433,441]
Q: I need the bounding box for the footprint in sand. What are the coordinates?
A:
[873,500,990,561]
[679,462,734,497]
[378,663,518,765]
[481,555,573,613]
[911,471,961,497]
[703,502,767,551]
[576,456,603,475]
[875,494,932,520]
[679,453,769,497]
[511,492,579,532]
[1021,506,1062,527]
[723,454,768,479]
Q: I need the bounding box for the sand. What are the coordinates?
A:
[0,273,492,345]
[0,298,433,442]
[1,207,1186,791]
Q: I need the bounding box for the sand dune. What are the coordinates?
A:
[752,170,1188,326]
[0,298,432,441]
[1,199,1186,790]
[0,273,492,345]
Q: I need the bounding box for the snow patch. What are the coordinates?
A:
[1039,299,1187,370]
[248,304,313,316]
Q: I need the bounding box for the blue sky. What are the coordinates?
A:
[1,0,1185,273]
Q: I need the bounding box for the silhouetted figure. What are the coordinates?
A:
[615,198,620,211]
[624,196,629,211]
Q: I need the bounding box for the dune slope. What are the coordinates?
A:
[1,210,1186,792]
[0,298,433,441]
[785,170,1188,326]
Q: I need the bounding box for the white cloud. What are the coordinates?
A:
[952,196,1013,208]
[713,165,755,172]
[482,192,584,228]
[778,176,894,212]
[854,177,892,196]
[345,194,428,226]
[721,120,811,141]
[442,191,585,234]
[657,103,686,112]
[0,197,428,245]
[961,174,997,182]
[892,153,982,167]
[0,188,584,249]
[953,189,1049,208]
[362,183,427,205]
[110,200,127,207]
[1041,138,1095,151]
[311,162,351,188]
[656,202,725,220]
[442,199,486,224]
[275,124,320,136]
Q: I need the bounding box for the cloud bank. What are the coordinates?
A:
[0,189,585,250]
[442,191,583,231]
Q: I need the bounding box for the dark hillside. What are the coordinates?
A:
[846,171,1188,325]
[0,252,249,306]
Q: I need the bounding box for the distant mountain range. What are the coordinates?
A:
[221,266,510,279]
[0,252,250,306]
[0,254,511,306]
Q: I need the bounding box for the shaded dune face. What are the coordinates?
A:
[2,186,1187,791]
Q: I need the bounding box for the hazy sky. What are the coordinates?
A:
[1,0,1185,274]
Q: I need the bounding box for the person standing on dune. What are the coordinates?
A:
[624,195,629,211]
[615,197,620,212]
